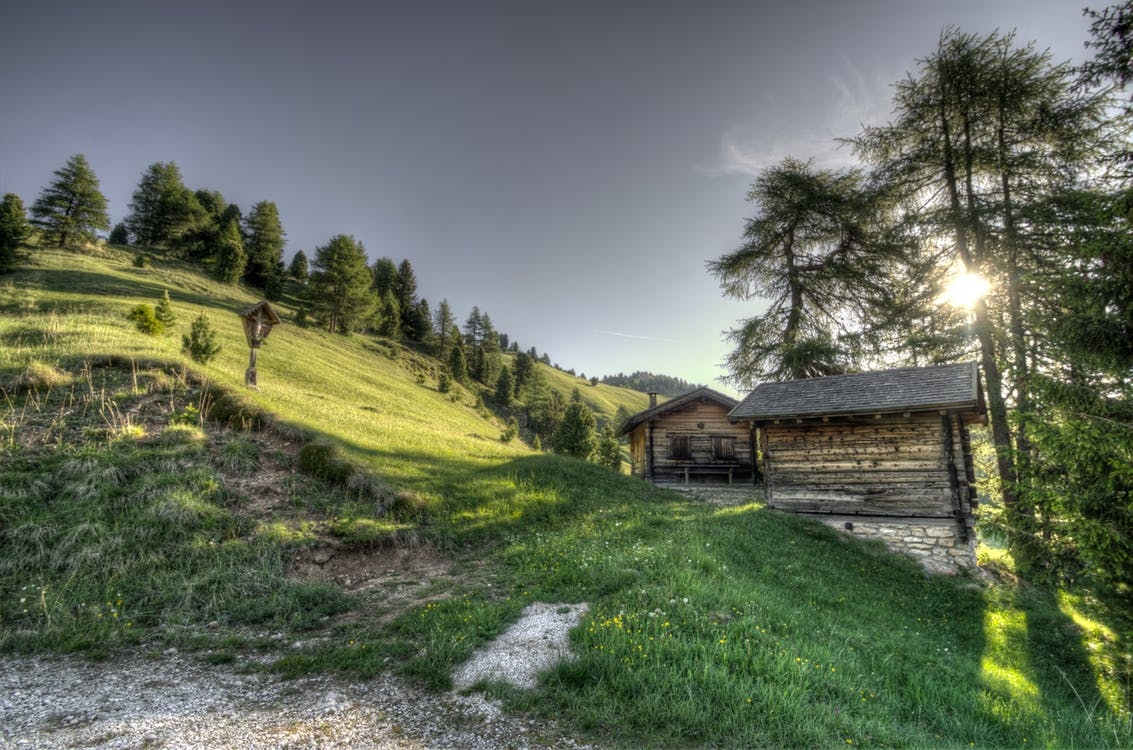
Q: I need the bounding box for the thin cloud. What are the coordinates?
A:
[698,60,890,178]
[595,330,683,344]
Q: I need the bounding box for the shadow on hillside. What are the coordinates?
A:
[10,265,251,316]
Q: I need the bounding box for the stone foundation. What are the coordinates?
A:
[817,515,977,575]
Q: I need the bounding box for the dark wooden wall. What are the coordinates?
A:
[761,412,975,518]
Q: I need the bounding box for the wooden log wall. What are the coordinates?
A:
[762,413,963,517]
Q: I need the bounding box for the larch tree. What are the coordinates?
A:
[31,154,110,249]
[851,28,1119,574]
[707,157,893,387]
[126,162,202,249]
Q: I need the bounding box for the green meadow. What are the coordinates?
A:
[1,246,1129,748]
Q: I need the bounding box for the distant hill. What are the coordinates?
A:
[599,371,703,399]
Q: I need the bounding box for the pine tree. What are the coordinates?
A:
[243,200,286,288]
[31,154,110,248]
[307,234,374,334]
[0,193,33,273]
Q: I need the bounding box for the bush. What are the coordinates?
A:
[297,442,354,485]
[128,304,163,336]
[182,313,221,364]
[155,290,176,329]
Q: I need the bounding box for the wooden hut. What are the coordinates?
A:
[617,387,755,485]
[729,362,985,572]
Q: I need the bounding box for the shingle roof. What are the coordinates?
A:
[728,362,983,422]
[615,387,738,437]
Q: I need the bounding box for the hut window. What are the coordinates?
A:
[668,436,691,460]
[712,436,735,460]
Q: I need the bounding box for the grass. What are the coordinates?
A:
[1,245,1131,748]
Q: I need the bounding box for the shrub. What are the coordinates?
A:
[182,313,221,364]
[154,290,176,329]
[128,304,163,336]
[297,442,354,485]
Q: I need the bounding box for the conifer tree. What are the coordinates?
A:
[212,218,247,284]
[553,399,597,459]
[31,154,110,248]
[434,299,456,357]
[288,250,309,283]
[155,289,176,329]
[307,234,374,334]
[595,424,622,470]
[243,200,286,288]
[126,162,202,250]
[0,193,33,273]
[371,257,397,296]
[494,365,515,405]
[448,336,469,381]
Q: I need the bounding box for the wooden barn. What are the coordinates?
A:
[728,362,985,572]
[617,387,755,485]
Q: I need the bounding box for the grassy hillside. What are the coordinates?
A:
[1,246,1130,748]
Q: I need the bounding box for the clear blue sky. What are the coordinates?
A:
[0,0,1096,393]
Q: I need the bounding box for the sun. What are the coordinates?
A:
[940,272,990,310]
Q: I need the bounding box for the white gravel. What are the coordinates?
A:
[1,603,596,749]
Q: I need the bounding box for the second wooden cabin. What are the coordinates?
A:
[617,387,755,485]
[729,362,986,573]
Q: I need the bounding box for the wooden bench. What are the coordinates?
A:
[679,465,735,485]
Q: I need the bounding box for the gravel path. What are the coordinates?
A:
[1,603,595,750]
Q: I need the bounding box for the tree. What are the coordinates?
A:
[0,193,33,273]
[1080,1,1133,108]
[395,259,420,338]
[126,162,202,249]
[494,365,515,405]
[707,157,892,386]
[371,257,397,296]
[31,154,110,248]
[155,289,176,329]
[434,298,456,357]
[448,335,469,381]
[182,312,221,364]
[851,28,1119,575]
[108,222,129,245]
[376,289,401,338]
[212,217,246,284]
[307,234,374,334]
[243,200,286,289]
[288,250,309,283]
[594,423,622,471]
[553,399,597,459]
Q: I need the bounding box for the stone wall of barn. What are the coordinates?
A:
[818,515,977,575]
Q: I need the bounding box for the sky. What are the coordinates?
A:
[0,0,1099,394]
